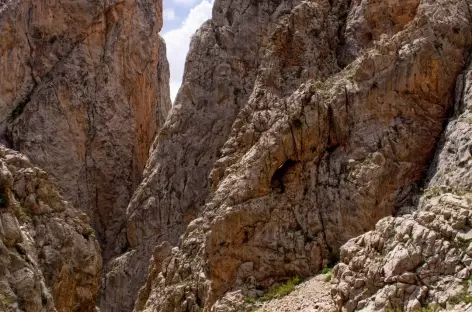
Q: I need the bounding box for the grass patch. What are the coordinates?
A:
[0,293,15,307]
[82,226,95,239]
[386,304,440,312]
[450,279,472,306]
[321,266,333,281]
[454,235,471,250]
[453,188,472,196]
[260,277,302,302]
[424,187,442,197]
[245,297,257,304]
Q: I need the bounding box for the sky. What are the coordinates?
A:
[162,0,215,102]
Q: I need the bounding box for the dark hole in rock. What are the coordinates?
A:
[243,231,249,243]
[292,118,303,129]
[0,186,8,209]
[271,160,298,194]
[364,32,373,43]
[305,236,314,244]
[327,252,339,267]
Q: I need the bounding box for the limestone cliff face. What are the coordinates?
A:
[101,0,472,311]
[332,53,472,312]
[0,0,171,260]
[0,146,101,312]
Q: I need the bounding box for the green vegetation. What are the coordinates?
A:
[237,276,304,311]
[321,266,333,281]
[421,186,472,198]
[19,207,32,219]
[454,235,471,250]
[450,278,472,306]
[0,293,14,307]
[83,226,95,239]
[386,304,440,312]
[423,186,442,197]
[415,306,440,312]
[260,276,302,302]
[453,188,472,196]
[244,297,257,304]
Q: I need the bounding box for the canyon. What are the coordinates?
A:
[1,0,472,311]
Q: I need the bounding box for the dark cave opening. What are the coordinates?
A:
[271,159,298,194]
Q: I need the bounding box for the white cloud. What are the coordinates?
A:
[163,8,177,21]
[163,0,214,102]
[172,0,200,7]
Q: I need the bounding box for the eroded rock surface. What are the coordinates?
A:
[100,0,472,311]
[0,146,101,312]
[0,0,171,260]
[332,52,472,312]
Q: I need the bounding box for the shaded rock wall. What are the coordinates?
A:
[0,146,101,312]
[0,0,171,261]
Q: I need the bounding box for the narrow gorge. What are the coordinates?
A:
[1,0,472,312]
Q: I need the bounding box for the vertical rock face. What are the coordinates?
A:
[0,0,171,260]
[332,55,472,312]
[103,0,472,311]
[0,146,101,312]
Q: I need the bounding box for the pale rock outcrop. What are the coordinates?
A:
[332,53,472,311]
[0,146,101,312]
[0,0,171,260]
[101,0,472,311]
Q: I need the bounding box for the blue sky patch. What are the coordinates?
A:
[162,0,214,101]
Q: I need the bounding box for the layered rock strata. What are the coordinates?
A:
[101,0,472,311]
[0,0,171,260]
[0,146,101,312]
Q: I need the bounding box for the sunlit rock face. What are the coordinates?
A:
[333,52,472,312]
[102,0,472,311]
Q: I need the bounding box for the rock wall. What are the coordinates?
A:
[332,51,472,312]
[3,0,472,311]
[0,146,101,312]
[100,0,472,311]
[0,0,171,260]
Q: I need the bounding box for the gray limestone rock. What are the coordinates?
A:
[0,146,102,312]
[102,0,472,311]
[332,51,472,312]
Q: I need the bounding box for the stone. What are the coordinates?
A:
[0,146,101,312]
[103,0,472,311]
[0,0,171,263]
[333,57,472,311]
